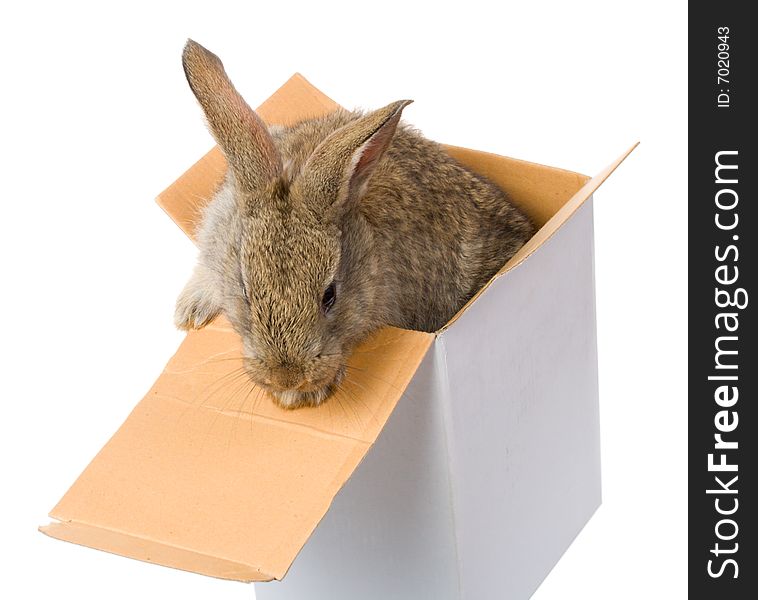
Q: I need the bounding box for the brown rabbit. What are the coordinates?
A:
[175,40,535,409]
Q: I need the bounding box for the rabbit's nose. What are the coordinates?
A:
[268,365,303,391]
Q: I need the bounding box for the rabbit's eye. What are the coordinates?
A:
[321,281,337,314]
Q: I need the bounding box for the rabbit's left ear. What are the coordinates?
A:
[182,39,282,192]
[294,100,412,218]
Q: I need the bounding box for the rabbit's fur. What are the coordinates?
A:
[176,40,535,409]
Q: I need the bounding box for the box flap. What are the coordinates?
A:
[443,145,590,228]
[42,74,433,582]
[42,319,433,581]
[441,142,638,330]
[497,141,638,271]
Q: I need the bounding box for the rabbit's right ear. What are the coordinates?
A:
[182,40,282,191]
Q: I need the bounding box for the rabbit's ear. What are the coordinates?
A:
[296,100,413,217]
[182,40,282,191]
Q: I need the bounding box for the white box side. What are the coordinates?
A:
[438,200,601,600]
[256,346,461,600]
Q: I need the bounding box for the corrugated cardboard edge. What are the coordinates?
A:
[439,142,639,332]
[39,521,275,582]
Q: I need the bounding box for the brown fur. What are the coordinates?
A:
[175,40,535,408]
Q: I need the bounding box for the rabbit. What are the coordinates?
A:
[175,40,535,409]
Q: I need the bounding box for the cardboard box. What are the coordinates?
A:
[40,74,635,599]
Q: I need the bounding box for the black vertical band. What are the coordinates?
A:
[690,5,756,597]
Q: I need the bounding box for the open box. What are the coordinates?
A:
[40,74,635,599]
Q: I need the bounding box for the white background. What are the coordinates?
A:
[0,1,687,598]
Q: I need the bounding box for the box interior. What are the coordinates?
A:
[156,76,592,335]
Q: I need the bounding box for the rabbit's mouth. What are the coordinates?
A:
[269,365,345,410]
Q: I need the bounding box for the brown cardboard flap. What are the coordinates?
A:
[498,141,638,276]
[43,320,433,581]
[441,142,638,330]
[443,145,589,228]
